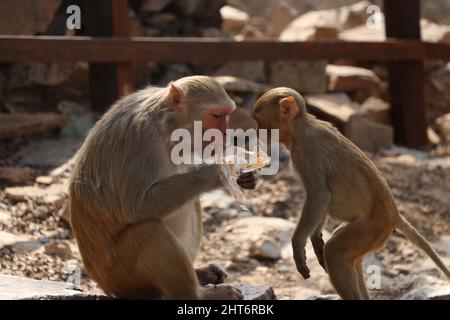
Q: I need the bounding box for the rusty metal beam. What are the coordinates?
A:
[1,36,449,63]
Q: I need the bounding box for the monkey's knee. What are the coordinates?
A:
[324,240,347,267]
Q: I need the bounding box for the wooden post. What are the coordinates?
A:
[111,0,133,97]
[384,0,428,147]
[84,0,133,113]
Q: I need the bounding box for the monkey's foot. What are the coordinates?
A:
[196,264,228,285]
[200,284,243,300]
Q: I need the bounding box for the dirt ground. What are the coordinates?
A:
[1,135,450,299]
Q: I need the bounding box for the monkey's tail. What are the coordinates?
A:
[395,214,450,279]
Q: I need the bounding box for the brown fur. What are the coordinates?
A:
[252,87,450,300]
[69,76,245,299]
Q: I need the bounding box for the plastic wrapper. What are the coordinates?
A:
[217,146,271,210]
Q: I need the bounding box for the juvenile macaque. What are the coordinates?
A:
[252,87,450,300]
[69,76,258,299]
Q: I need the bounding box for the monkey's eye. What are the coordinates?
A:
[212,113,223,118]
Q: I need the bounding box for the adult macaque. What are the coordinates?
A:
[69,76,258,299]
[251,87,450,300]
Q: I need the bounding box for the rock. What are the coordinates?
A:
[236,25,266,40]
[248,17,269,35]
[421,19,450,44]
[214,61,266,83]
[282,26,339,41]
[0,231,32,248]
[35,176,54,186]
[326,65,382,103]
[426,63,450,120]
[280,1,371,40]
[129,9,146,37]
[228,217,295,243]
[57,101,95,137]
[16,137,81,168]
[49,157,75,179]
[234,284,276,300]
[8,63,76,90]
[141,0,172,13]
[0,166,34,184]
[0,209,12,227]
[305,93,359,126]
[214,76,270,94]
[339,24,385,42]
[200,190,235,210]
[427,127,441,145]
[360,97,390,125]
[249,236,282,260]
[45,241,73,259]
[436,113,450,143]
[341,18,450,44]
[400,276,450,300]
[269,60,326,94]
[5,183,67,206]
[201,27,229,38]
[0,274,272,300]
[0,275,106,300]
[0,0,61,35]
[226,217,295,260]
[270,1,298,37]
[220,5,249,34]
[346,115,394,152]
[0,113,66,140]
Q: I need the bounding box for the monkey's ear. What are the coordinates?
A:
[167,84,185,110]
[278,96,298,120]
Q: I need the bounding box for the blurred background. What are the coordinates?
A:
[0,0,449,300]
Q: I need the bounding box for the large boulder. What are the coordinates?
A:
[0,0,61,35]
[269,60,327,94]
[359,97,390,125]
[340,18,450,43]
[326,64,382,103]
[305,92,359,126]
[0,275,104,300]
[280,1,371,41]
[305,93,393,151]
[214,61,266,83]
[270,1,298,37]
[346,115,394,152]
[7,63,76,90]
[0,274,275,300]
[0,113,66,140]
[220,5,249,35]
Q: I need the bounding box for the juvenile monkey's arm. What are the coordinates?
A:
[131,165,221,223]
[292,189,331,279]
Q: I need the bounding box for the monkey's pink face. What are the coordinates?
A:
[201,107,233,135]
[201,106,234,148]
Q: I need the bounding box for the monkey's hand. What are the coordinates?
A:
[236,171,259,190]
[311,232,327,272]
[293,244,310,279]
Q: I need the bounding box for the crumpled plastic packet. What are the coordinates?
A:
[217,145,271,210]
